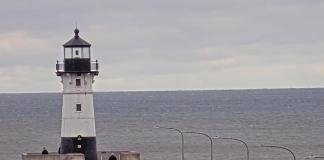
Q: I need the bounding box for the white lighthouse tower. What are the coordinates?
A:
[56,28,99,160]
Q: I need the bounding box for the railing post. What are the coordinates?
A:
[56,60,59,70]
[96,60,98,71]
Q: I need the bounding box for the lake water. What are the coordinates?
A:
[1,89,324,160]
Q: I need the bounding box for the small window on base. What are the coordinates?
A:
[76,79,81,86]
[76,104,81,111]
[77,73,81,76]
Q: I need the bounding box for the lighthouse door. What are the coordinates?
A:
[74,137,86,155]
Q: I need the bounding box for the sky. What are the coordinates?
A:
[1,0,324,93]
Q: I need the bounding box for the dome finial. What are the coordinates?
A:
[74,23,79,38]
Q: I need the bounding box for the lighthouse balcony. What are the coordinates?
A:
[56,60,99,76]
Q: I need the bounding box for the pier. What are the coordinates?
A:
[22,151,140,160]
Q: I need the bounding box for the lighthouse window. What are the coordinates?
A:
[76,104,81,111]
[73,48,81,58]
[76,79,81,86]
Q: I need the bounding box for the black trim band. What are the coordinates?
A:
[61,136,97,160]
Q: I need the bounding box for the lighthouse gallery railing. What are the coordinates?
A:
[56,60,99,72]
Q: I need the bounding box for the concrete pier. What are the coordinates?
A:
[97,151,140,160]
[22,151,140,160]
[22,153,84,160]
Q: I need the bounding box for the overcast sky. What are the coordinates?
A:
[0,0,324,93]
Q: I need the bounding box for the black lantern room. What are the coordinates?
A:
[56,28,99,76]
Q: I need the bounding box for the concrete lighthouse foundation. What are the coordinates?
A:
[22,151,140,160]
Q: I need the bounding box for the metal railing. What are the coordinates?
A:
[56,61,64,71]
[56,60,99,72]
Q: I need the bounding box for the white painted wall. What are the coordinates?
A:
[61,73,94,92]
[61,119,96,137]
[60,73,96,137]
[62,94,95,118]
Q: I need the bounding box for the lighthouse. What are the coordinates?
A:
[56,28,99,160]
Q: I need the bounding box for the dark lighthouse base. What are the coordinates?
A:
[61,136,97,160]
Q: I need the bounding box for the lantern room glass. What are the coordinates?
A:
[64,47,90,59]
[83,47,90,58]
[64,48,72,58]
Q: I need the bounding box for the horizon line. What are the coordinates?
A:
[0,87,323,94]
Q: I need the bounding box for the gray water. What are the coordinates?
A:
[1,89,324,160]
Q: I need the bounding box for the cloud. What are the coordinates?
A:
[0,66,59,93]
[0,0,324,92]
[0,31,57,57]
